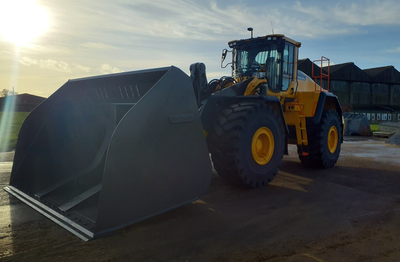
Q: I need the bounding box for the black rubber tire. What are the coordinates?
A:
[207,79,220,94]
[298,109,342,168]
[207,103,285,187]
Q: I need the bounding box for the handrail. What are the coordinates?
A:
[312,56,330,92]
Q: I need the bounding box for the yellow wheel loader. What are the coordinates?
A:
[4,33,343,240]
[193,33,344,187]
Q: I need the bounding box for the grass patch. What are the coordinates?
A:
[0,111,30,152]
[370,124,379,132]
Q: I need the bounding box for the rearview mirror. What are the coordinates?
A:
[221,49,228,63]
[221,49,232,68]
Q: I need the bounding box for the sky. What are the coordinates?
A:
[1,0,400,97]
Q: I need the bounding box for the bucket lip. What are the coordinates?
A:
[68,66,173,83]
[4,185,94,241]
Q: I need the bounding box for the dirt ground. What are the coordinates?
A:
[1,137,400,262]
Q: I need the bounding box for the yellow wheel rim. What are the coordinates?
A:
[251,127,274,165]
[327,126,338,153]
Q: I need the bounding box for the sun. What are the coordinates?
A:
[0,0,50,47]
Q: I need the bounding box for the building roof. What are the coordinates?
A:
[0,93,46,103]
[363,66,393,77]
[326,62,353,74]
[363,66,400,83]
[323,62,371,82]
[298,58,325,77]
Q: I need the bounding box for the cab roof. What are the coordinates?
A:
[228,34,301,48]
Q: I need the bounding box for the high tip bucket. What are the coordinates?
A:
[5,66,212,240]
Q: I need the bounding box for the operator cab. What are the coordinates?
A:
[224,34,301,93]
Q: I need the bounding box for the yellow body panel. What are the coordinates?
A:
[267,76,322,118]
[260,73,323,147]
[244,78,267,95]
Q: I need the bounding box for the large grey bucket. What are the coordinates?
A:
[343,112,372,136]
[4,66,212,240]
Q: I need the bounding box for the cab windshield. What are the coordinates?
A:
[233,42,281,92]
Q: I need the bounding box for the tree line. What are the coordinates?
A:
[0,89,18,97]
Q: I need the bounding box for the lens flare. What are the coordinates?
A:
[0,97,16,154]
[0,49,19,157]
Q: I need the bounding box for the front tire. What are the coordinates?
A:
[208,103,285,187]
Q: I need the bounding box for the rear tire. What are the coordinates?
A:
[208,103,285,187]
[298,109,342,168]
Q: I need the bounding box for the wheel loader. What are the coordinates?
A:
[4,33,343,240]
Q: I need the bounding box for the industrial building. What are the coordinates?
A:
[0,94,45,112]
[298,59,400,124]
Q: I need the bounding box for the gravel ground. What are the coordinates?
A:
[1,137,400,262]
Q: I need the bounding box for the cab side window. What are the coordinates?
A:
[282,43,294,91]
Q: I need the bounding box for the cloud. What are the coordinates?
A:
[116,1,260,40]
[19,56,91,73]
[26,44,71,54]
[72,63,91,72]
[293,0,400,37]
[36,0,399,53]
[38,59,71,72]
[331,1,400,26]
[19,56,70,72]
[386,47,400,53]
[80,42,116,49]
[107,0,400,41]
[99,64,124,74]
[17,0,400,53]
